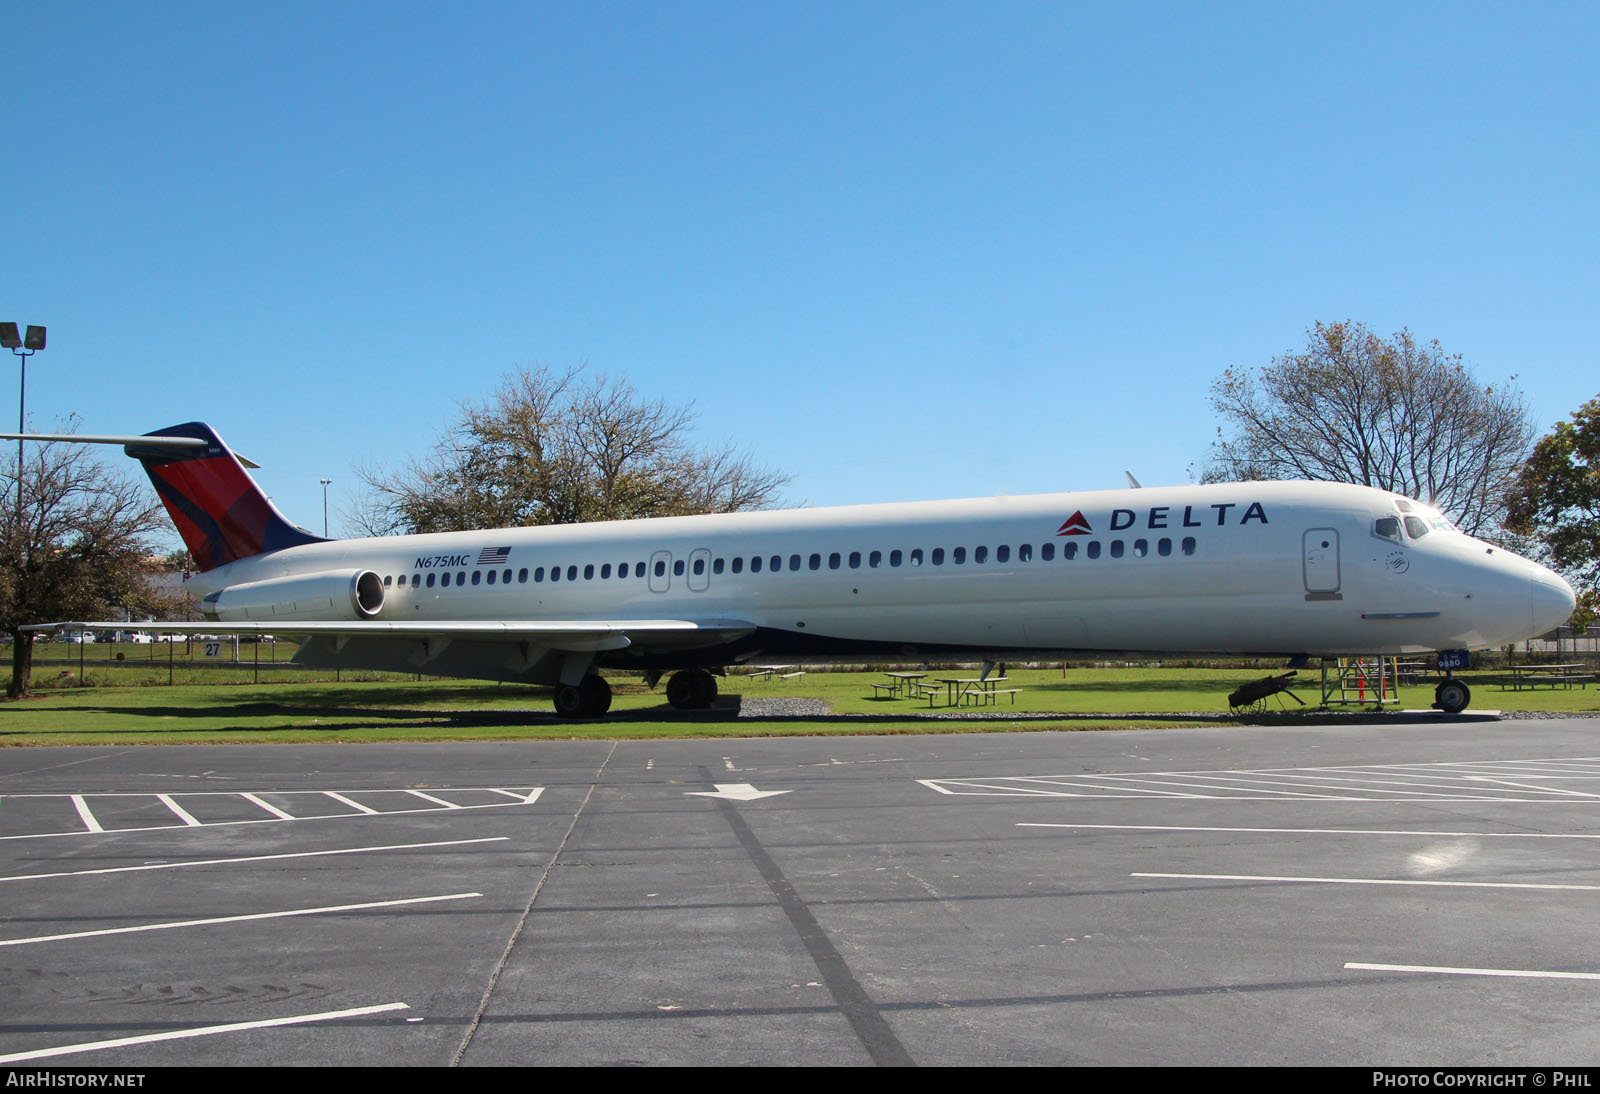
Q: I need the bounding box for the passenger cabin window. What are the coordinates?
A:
[1041,543,1055,561]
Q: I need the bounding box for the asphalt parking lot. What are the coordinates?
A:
[3,715,1600,1066]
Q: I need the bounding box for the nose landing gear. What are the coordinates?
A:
[1433,678,1471,714]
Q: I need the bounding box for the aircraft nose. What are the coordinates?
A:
[1530,568,1578,636]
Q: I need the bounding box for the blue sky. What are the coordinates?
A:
[6,1,1596,547]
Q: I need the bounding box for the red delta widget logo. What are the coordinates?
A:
[1056,502,1269,537]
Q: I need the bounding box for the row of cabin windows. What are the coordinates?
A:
[379,536,1200,591]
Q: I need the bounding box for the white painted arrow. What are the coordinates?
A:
[687,783,791,801]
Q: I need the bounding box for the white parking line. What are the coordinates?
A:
[1133,871,1600,892]
[1347,962,1600,981]
[1022,822,1600,840]
[0,891,482,947]
[0,1002,410,1063]
[0,786,546,839]
[241,792,296,820]
[0,836,509,883]
[323,791,379,814]
[156,793,202,826]
[69,795,102,833]
[405,789,458,808]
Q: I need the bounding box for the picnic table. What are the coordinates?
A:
[934,676,1016,707]
[883,671,927,697]
[1501,663,1594,691]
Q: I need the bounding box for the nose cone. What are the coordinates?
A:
[1531,567,1578,636]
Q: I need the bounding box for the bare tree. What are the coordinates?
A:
[1202,322,1534,537]
[1,430,165,697]
[352,365,790,534]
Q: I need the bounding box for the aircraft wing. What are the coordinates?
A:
[24,618,756,654]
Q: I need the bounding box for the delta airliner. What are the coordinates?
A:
[10,423,1576,716]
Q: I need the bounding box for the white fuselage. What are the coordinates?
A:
[184,480,1575,677]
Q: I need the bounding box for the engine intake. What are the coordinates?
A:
[201,569,385,622]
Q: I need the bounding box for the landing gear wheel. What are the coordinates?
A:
[579,674,613,716]
[553,684,585,717]
[1434,679,1471,714]
[553,675,613,718]
[666,669,717,710]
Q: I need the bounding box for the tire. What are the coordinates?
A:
[1435,679,1471,714]
[666,670,714,709]
[580,675,613,716]
[553,684,586,717]
[666,670,699,709]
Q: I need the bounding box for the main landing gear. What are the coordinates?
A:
[665,669,719,710]
[552,675,613,718]
[1433,678,1471,714]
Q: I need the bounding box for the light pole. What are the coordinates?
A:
[320,478,332,537]
[0,323,46,522]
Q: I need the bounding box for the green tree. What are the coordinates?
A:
[1203,321,1534,538]
[1,433,164,697]
[353,365,791,534]
[1506,394,1600,629]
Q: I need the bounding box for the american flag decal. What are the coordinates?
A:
[476,545,512,566]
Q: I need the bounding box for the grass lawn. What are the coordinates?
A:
[2,663,1594,745]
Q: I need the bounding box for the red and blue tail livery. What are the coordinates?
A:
[125,422,325,571]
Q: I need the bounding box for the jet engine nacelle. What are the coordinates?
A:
[200,569,385,622]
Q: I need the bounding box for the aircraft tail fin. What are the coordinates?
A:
[125,423,326,571]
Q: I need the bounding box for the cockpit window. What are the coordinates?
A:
[1403,515,1430,540]
[1374,516,1402,542]
[1394,499,1414,513]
